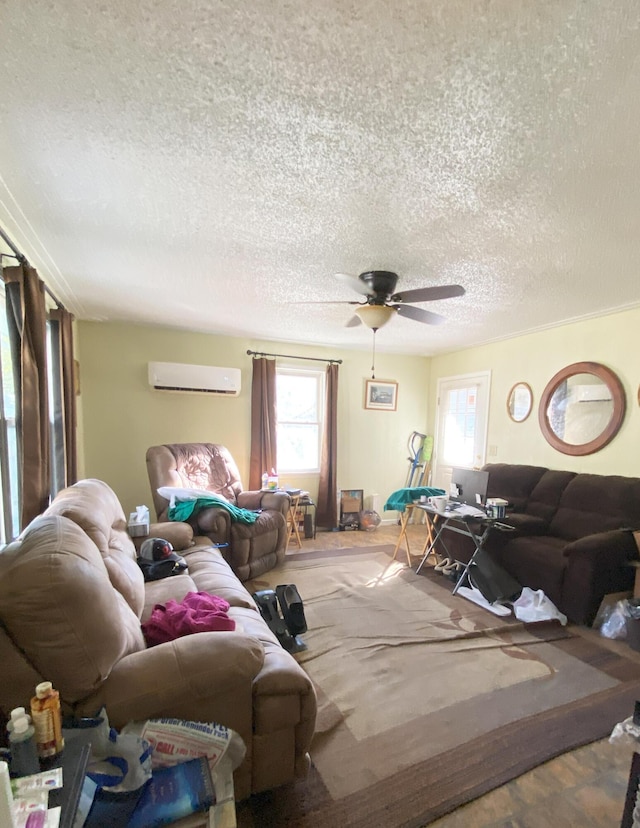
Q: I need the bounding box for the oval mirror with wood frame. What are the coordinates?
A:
[507,382,533,422]
[538,361,626,455]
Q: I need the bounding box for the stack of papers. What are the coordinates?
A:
[447,504,486,518]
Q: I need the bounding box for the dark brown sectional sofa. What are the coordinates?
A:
[444,463,640,626]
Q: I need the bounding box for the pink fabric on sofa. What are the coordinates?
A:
[142,591,236,647]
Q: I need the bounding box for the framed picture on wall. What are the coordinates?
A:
[364,379,398,411]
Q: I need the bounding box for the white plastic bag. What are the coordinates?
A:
[609,716,640,749]
[512,587,567,625]
[85,708,153,793]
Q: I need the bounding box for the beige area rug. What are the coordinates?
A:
[238,546,640,827]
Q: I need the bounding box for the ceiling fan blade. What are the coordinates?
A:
[288,300,361,305]
[335,272,376,297]
[395,304,446,326]
[390,284,465,304]
[345,314,362,328]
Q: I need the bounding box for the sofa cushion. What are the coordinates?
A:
[502,513,549,536]
[142,573,200,623]
[549,474,640,541]
[0,515,146,703]
[484,464,547,512]
[524,470,576,522]
[45,479,145,618]
[182,546,259,610]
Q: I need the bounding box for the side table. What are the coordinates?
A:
[298,495,316,539]
[48,730,92,828]
[415,504,506,593]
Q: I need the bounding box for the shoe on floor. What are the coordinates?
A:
[434,557,452,573]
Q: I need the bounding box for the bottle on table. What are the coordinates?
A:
[30,681,64,761]
[6,707,31,734]
[8,715,40,776]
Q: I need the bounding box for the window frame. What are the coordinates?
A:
[0,280,19,543]
[276,365,325,475]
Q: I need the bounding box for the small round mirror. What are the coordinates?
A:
[507,382,533,422]
[538,362,626,455]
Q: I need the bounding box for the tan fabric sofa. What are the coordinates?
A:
[0,479,316,800]
[146,443,289,581]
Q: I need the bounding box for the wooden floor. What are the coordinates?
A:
[288,520,638,827]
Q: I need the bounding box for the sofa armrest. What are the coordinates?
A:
[250,646,317,791]
[238,490,289,515]
[563,529,638,564]
[191,507,231,542]
[81,631,265,727]
[561,529,637,625]
[132,521,195,553]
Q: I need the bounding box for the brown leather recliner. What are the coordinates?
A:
[146,443,289,581]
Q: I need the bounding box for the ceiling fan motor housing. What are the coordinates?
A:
[359,271,399,303]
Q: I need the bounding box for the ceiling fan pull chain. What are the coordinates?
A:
[371,328,377,379]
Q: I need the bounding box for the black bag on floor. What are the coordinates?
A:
[467,548,522,604]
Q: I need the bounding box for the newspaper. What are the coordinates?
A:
[122,719,244,771]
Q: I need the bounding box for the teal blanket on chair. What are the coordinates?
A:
[168,495,259,525]
[383,486,446,513]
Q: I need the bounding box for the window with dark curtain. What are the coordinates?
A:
[0,256,76,541]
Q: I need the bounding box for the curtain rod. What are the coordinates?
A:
[247,349,342,365]
[0,225,63,308]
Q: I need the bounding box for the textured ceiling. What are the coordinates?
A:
[1,1,639,355]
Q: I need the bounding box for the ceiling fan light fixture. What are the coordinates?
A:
[355,304,396,329]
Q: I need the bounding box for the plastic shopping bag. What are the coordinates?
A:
[83,708,153,794]
[512,587,567,625]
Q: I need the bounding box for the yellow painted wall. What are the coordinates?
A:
[77,306,638,519]
[428,306,639,476]
[77,322,430,518]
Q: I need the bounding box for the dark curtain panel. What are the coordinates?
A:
[50,307,78,486]
[316,362,339,528]
[249,357,277,490]
[4,264,50,528]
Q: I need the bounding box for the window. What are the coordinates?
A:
[0,283,19,544]
[0,281,68,543]
[46,316,66,498]
[276,368,324,473]
[443,385,478,467]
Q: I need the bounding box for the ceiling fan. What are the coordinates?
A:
[334,271,465,330]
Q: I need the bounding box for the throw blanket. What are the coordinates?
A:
[168,494,258,524]
[142,591,235,647]
[384,486,446,513]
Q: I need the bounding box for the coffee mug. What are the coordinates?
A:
[427,495,448,514]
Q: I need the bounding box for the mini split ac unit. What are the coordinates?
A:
[148,362,241,396]
[573,384,612,403]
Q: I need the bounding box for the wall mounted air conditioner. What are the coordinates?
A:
[148,362,241,396]
[573,384,612,402]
